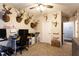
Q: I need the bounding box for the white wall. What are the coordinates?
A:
[52,11,62,45]
[0,4,63,45]
[0,7,36,38]
[75,10,79,38]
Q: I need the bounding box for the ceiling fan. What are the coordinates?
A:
[29,3,54,9]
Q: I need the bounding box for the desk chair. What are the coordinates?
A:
[16,35,29,54]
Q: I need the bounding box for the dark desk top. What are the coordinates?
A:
[0,37,8,42]
[0,39,7,42]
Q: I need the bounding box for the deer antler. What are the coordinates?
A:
[3,4,7,11]
[53,13,57,19]
[16,9,25,23]
[17,9,25,17]
[24,13,33,25]
[2,4,12,14]
[27,13,33,19]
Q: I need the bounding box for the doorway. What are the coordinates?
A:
[41,21,52,44]
[63,21,74,42]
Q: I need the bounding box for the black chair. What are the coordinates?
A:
[16,35,29,54]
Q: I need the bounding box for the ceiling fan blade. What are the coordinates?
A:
[41,4,53,8]
[29,3,43,9]
[46,5,53,8]
[38,3,42,6]
[29,6,36,9]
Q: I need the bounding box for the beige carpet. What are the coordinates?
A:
[16,42,72,56]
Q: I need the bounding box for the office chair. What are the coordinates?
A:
[16,35,29,54]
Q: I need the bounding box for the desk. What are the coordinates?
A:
[0,38,11,47]
[9,36,17,55]
[0,45,14,56]
[0,38,8,42]
[0,36,17,56]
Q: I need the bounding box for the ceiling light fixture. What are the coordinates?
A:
[29,3,53,13]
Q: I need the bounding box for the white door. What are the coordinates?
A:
[42,21,52,44]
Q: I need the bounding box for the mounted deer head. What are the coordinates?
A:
[16,9,25,23]
[44,15,48,21]
[30,20,39,28]
[2,4,12,22]
[52,21,58,27]
[53,13,57,19]
[24,13,33,25]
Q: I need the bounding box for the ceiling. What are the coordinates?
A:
[1,3,79,16]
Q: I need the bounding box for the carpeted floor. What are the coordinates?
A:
[16,42,72,56]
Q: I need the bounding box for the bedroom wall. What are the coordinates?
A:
[75,10,79,38]
[0,7,36,38]
[0,4,63,45]
[38,11,62,45]
[52,11,62,45]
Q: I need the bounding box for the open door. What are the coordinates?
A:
[63,21,74,42]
